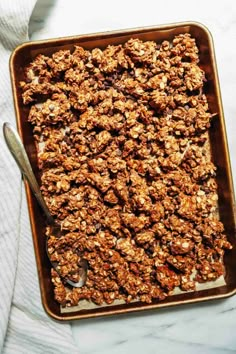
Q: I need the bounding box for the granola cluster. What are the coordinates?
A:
[21,34,232,307]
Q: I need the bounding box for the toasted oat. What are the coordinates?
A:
[22,33,232,307]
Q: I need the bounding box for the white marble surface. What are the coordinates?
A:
[29,1,236,353]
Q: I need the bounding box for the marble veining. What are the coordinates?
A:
[29,1,236,353]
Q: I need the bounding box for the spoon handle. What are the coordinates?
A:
[3,122,55,225]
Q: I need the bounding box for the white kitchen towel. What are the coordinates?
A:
[0,1,79,353]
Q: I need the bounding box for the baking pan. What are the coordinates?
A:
[10,22,236,321]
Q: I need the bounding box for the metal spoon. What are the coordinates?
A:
[3,122,87,287]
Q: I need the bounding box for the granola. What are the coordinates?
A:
[21,33,232,307]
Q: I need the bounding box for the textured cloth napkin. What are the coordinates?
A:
[0,1,79,353]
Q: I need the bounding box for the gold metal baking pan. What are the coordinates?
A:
[9,22,236,321]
